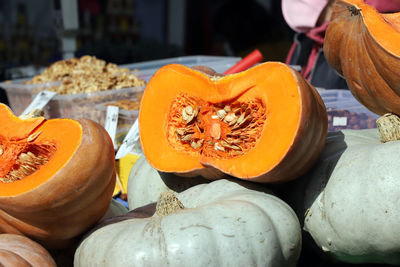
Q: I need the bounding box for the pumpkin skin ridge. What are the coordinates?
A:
[0,234,56,267]
[0,118,116,249]
[140,63,327,183]
[324,0,400,115]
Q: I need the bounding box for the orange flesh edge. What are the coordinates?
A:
[345,0,400,55]
[0,105,82,196]
[139,63,301,178]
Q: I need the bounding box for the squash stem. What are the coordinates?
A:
[156,191,185,217]
[376,113,400,143]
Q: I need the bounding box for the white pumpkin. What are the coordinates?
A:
[127,156,209,210]
[299,128,400,264]
[100,199,129,221]
[74,179,302,267]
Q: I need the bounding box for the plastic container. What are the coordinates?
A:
[121,55,241,81]
[47,86,145,125]
[0,78,60,116]
[318,89,379,131]
[95,101,140,146]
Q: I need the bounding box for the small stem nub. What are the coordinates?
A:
[348,5,361,16]
[376,113,400,143]
[156,191,185,217]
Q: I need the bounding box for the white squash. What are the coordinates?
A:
[74,179,302,267]
[127,156,208,210]
[100,199,129,221]
[300,128,400,264]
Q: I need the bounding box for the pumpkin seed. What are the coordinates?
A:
[182,105,196,123]
[190,139,204,149]
[214,142,225,151]
[0,145,3,156]
[27,131,41,142]
[216,109,227,119]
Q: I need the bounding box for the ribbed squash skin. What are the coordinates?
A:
[324,0,400,115]
[0,234,56,266]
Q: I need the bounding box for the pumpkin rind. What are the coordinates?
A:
[0,104,116,248]
[324,0,400,115]
[0,234,56,267]
[299,129,400,264]
[74,179,302,267]
[139,62,327,183]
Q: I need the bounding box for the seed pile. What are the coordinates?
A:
[25,55,146,94]
[168,93,266,158]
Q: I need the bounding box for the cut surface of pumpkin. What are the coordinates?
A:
[324,0,400,115]
[0,105,81,196]
[139,63,327,183]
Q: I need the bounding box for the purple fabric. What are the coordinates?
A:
[282,0,400,33]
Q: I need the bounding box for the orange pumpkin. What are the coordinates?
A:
[0,234,56,267]
[0,103,115,248]
[324,0,400,115]
[139,63,327,183]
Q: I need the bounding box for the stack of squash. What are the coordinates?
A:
[74,61,327,267]
[5,1,400,265]
[75,0,400,265]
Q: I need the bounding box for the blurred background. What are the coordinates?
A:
[0,0,293,80]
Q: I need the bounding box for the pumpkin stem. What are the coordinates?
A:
[347,5,361,16]
[156,191,185,217]
[376,113,400,143]
[19,109,44,120]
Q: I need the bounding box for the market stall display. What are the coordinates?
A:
[0,55,146,123]
[318,89,379,131]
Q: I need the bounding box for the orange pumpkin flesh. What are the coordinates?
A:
[139,62,327,183]
[324,0,400,115]
[0,104,116,248]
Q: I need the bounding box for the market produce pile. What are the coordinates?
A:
[2,1,400,266]
[25,55,146,94]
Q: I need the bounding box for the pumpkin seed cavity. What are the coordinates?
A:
[167,93,266,158]
[0,136,56,183]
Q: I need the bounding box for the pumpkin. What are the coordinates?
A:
[324,0,400,115]
[139,62,327,183]
[127,155,276,210]
[0,103,116,248]
[287,126,400,264]
[127,155,209,210]
[0,233,56,266]
[101,198,129,221]
[74,179,302,267]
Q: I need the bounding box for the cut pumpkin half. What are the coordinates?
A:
[0,104,116,248]
[139,62,327,183]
